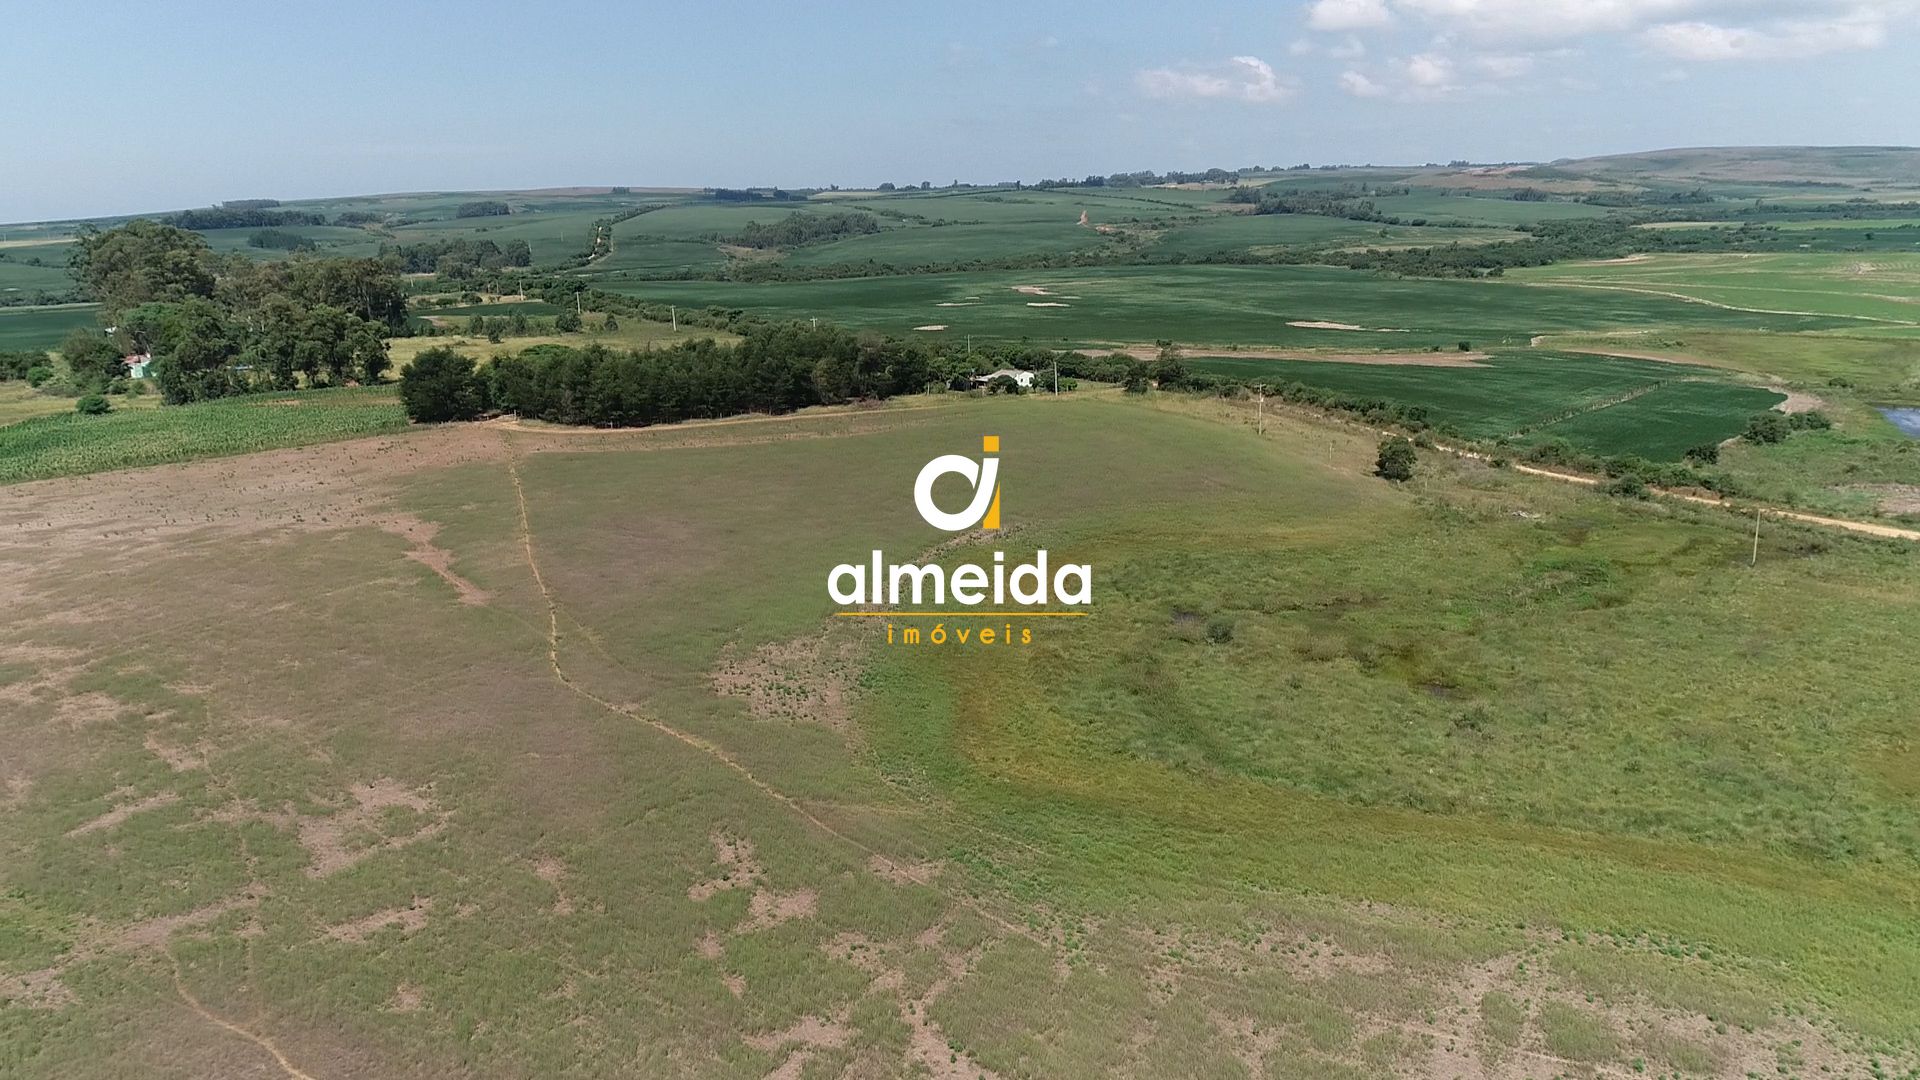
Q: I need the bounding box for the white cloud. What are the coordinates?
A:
[1303,0,1910,60]
[1470,52,1537,77]
[1643,12,1889,59]
[1330,34,1370,58]
[1403,51,1458,89]
[1135,55,1297,103]
[1390,0,1697,40]
[1307,0,1394,31]
[1338,69,1391,96]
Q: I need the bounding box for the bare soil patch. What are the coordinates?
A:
[66,790,180,837]
[324,898,434,943]
[912,324,948,331]
[1287,320,1410,332]
[711,629,862,733]
[687,832,764,902]
[377,515,491,605]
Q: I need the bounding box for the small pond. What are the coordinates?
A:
[1877,407,1920,438]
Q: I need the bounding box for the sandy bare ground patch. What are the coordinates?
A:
[912,324,947,331]
[296,779,447,877]
[377,514,491,605]
[740,888,817,933]
[118,892,264,950]
[688,832,765,901]
[819,928,1005,1080]
[0,966,77,1009]
[1287,320,1410,332]
[383,983,425,1013]
[711,628,862,733]
[66,789,180,837]
[52,691,128,729]
[933,301,978,307]
[868,853,942,885]
[1088,344,1487,367]
[1012,284,1056,295]
[1772,387,1832,414]
[324,897,434,943]
[1848,484,1920,515]
[144,731,206,772]
[533,855,575,915]
[1027,301,1070,307]
[747,1009,853,1079]
[210,777,449,878]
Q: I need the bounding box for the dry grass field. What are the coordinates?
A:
[3,390,1918,1078]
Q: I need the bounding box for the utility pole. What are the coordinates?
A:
[670,305,677,332]
[1253,383,1267,435]
[1053,361,1058,395]
[1751,506,1762,567]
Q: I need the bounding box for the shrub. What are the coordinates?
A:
[1788,410,1832,431]
[1457,340,1472,352]
[1376,436,1417,481]
[1605,474,1649,499]
[74,394,112,415]
[399,347,488,422]
[1683,442,1721,464]
[25,365,52,388]
[1742,412,1792,444]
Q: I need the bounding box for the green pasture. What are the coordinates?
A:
[0,304,100,351]
[1367,192,1614,226]
[1511,252,1920,324]
[601,264,1857,348]
[1186,349,1780,455]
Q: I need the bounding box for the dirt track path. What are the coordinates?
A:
[1449,448,1920,541]
[501,435,1044,945]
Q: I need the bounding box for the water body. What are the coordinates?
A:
[1878,407,1920,438]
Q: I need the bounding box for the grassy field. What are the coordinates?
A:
[1184,349,1782,457]
[1510,252,1920,326]
[0,383,161,428]
[2,392,1916,1078]
[600,264,1858,349]
[0,304,100,351]
[0,386,408,484]
[386,318,739,370]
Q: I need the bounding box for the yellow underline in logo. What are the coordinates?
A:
[834,611,1088,618]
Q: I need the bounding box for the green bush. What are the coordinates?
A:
[1376,436,1417,482]
[398,347,489,423]
[74,394,112,416]
[1605,474,1649,499]
[1742,412,1792,444]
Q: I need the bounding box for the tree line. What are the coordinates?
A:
[721,211,881,249]
[378,237,534,275]
[401,323,963,425]
[67,220,410,403]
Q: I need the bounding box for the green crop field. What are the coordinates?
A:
[1511,252,1920,325]
[4,392,1917,1078]
[1183,350,1783,455]
[0,385,408,484]
[600,264,1857,348]
[0,304,101,351]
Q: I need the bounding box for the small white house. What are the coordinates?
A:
[123,353,153,379]
[972,368,1035,389]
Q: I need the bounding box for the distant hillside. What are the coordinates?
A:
[1539,146,1920,188]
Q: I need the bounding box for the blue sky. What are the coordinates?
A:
[4,0,1915,222]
